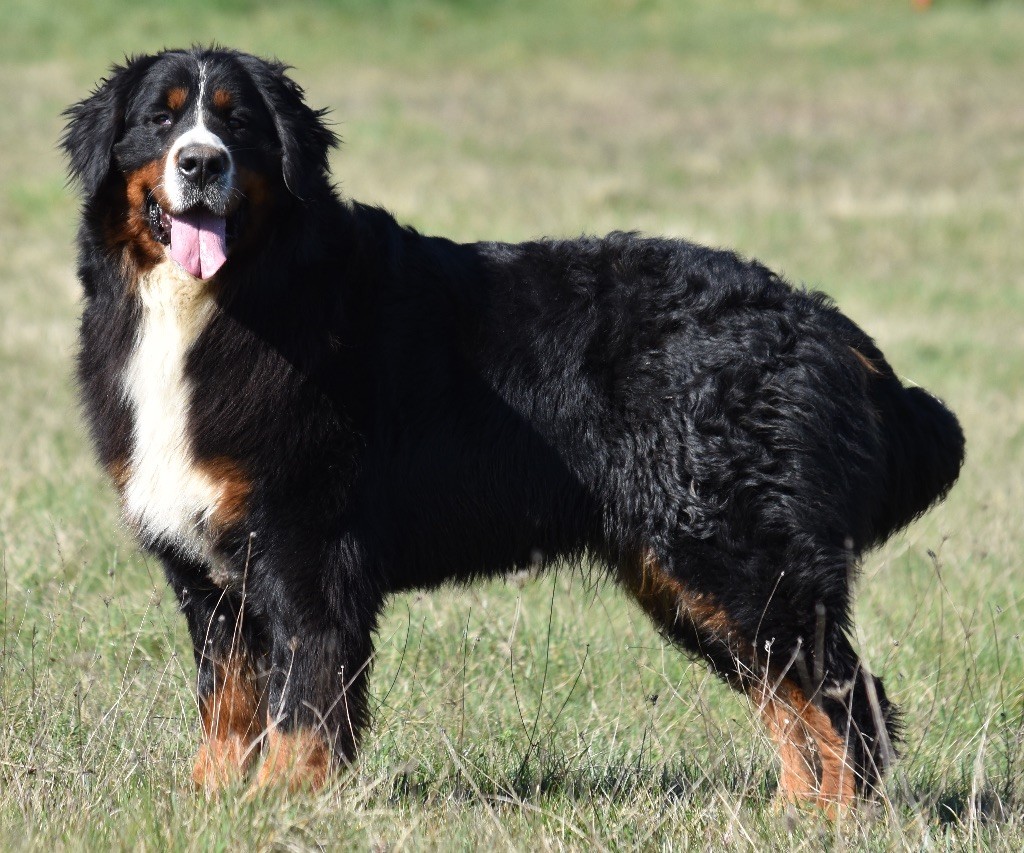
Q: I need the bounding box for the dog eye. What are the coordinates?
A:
[227,115,247,131]
[151,113,173,127]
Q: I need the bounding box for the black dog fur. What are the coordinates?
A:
[62,46,964,802]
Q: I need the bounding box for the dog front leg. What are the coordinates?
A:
[254,585,380,791]
[160,548,269,792]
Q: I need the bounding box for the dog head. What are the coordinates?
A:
[62,47,337,280]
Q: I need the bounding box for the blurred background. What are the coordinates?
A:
[1,1,1022,848]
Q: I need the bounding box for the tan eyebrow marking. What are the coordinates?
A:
[167,87,188,111]
[213,89,232,110]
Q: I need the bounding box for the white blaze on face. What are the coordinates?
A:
[120,258,222,560]
[160,61,234,281]
[162,61,235,213]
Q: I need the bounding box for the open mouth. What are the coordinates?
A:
[147,194,241,280]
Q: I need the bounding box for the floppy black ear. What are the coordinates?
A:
[236,54,338,200]
[61,54,162,197]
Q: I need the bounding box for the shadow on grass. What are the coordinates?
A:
[384,744,1024,834]
[928,786,1019,827]
[386,749,764,808]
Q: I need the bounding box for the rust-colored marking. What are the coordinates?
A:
[192,733,253,791]
[167,87,188,111]
[124,160,166,223]
[107,457,130,493]
[213,89,232,110]
[850,346,881,376]
[192,657,262,791]
[755,679,856,813]
[619,549,740,642]
[255,725,332,791]
[208,166,277,275]
[620,550,856,814]
[235,165,274,242]
[198,457,252,529]
[106,159,167,273]
[236,166,271,210]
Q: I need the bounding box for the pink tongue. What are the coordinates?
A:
[170,209,227,280]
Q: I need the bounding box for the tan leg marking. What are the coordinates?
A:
[619,549,857,814]
[254,725,332,792]
[192,657,262,791]
[756,679,856,813]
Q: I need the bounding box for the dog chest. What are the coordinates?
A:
[119,260,227,561]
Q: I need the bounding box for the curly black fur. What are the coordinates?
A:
[62,46,964,800]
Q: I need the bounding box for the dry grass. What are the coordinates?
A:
[1,1,1023,848]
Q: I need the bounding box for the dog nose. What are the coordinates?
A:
[177,144,227,187]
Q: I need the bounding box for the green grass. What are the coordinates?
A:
[2,0,1024,848]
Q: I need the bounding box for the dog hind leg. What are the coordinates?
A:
[618,548,896,812]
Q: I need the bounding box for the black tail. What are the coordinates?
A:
[871,378,965,544]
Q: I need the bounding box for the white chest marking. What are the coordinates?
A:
[121,259,221,560]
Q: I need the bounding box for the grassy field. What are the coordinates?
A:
[2,0,1023,848]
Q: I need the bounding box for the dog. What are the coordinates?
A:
[62,46,964,808]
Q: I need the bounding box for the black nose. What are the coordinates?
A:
[177,144,227,187]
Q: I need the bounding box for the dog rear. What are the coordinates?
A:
[871,378,964,545]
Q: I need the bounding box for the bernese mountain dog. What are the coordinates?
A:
[62,46,964,808]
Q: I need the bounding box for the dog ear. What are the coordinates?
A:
[236,54,338,200]
[61,54,162,197]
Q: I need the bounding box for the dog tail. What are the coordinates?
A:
[870,374,965,544]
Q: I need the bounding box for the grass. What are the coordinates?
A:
[2,0,1023,848]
